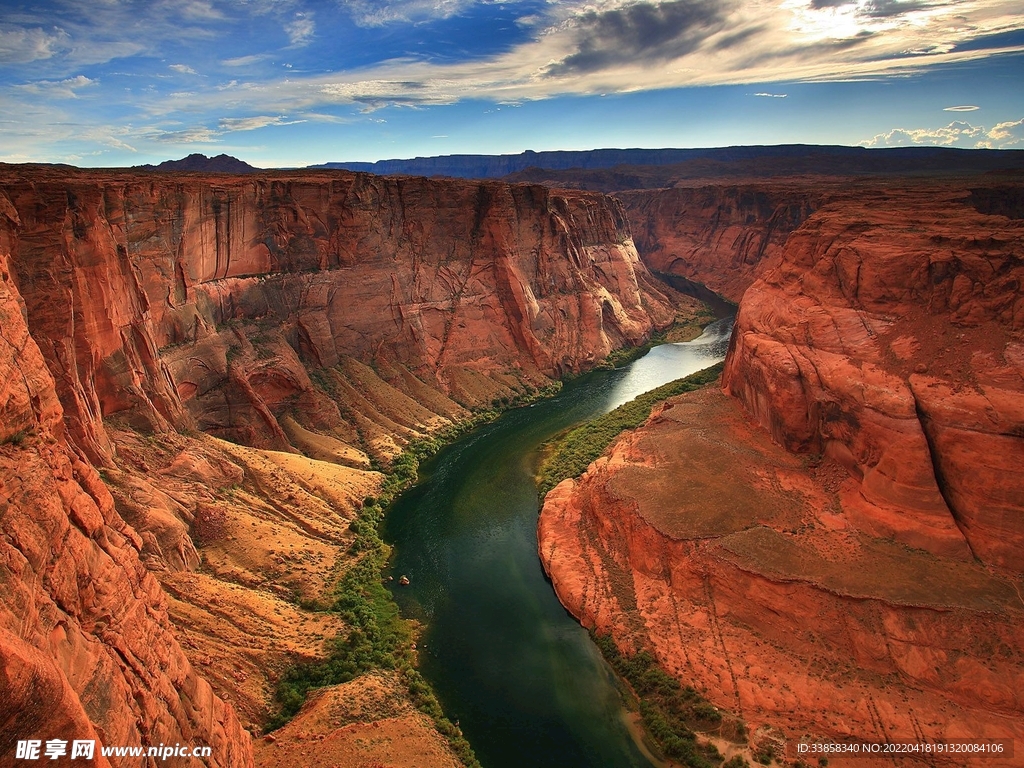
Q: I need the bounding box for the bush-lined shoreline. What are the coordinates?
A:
[264,384,563,766]
[536,361,725,497]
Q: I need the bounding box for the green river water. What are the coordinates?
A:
[383,318,733,768]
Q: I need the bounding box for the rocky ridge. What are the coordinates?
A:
[617,181,830,303]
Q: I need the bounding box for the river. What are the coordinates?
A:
[383,317,734,768]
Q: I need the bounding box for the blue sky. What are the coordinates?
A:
[1,0,1022,167]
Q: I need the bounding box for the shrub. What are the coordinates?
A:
[593,633,739,768]
[537,362,724,496]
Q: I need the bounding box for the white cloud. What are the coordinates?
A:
[285,13,314,45]
[862,116,1024,148]
[80,128,138,152]
[0,25,69,63]
[177,0,1024,113]
[987,117,1024,146]
[345,0,483,27]
[222,53,271,67]
[5,0,1024,163]
[943,105,979,111]
[152,127,222,143]
[16,75,97,99]
[218,115,306,131]
[174,0,226,22]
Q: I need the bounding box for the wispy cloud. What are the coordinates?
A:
[943,104,979,111]
[0,24,68,63]
[221,53,270,66]
[285,13,314,46]
[217,115,306,131]
[224,0,1024,110]
[344,0,484,28]
[151,127,222,144]
[16,74,96,98]
[986,117,1024,146]
[2,0,1023,163]
[862,116,1024,148]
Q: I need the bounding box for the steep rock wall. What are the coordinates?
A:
[539,387,1024,762]
[539,178,1024,761]
[723,184,1024,567]
[0,249,252,767]
[2,167,676,464]
[617,183,825,302]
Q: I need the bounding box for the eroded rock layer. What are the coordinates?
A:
[723,184,1024,568]
[617,182,829,302]
[540,178,1024,763]
[0,164,679,766]
[2,165,676,465]
[0,250,252,768]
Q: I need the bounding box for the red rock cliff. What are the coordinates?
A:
[723,183,1024,568]
[617,182,826,302]
[2,167,675,464]
[0,245,252,767]
[539,177,1024,762]
[0,164,678,766]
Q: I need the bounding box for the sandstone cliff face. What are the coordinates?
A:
[539,178,1024,762]
[540,387,1024,764]
[3,167,674,465]
[1,164,677,766]
[723,184,1024,568]
[0,250,252,767]
[617,183,826,302]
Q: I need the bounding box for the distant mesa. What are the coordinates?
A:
[134,153,260,173]
[311,144,1024,181]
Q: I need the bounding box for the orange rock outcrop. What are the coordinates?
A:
[723,183,1024,567]
[0,248,252,767]
[3,166,675,464]
[540,177,1024,764]
[1,164,679,766]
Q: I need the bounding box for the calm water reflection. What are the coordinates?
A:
[383,319,733,768]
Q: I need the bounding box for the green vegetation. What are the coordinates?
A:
[266,378,562,766]
[753,743,776,765]
[537,361,724,496]
[594,634,746,768]
[598,307,717,370]
[266,436,481,766]
[267,429,482,761]
[1,429,29,446]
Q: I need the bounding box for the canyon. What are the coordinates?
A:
[3,153,1023,768]
[0,164,681,767]
[540,174,1024,764]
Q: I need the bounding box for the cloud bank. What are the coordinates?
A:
[863,116,1024,147]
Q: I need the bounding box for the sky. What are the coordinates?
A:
[1,0,1022,167]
